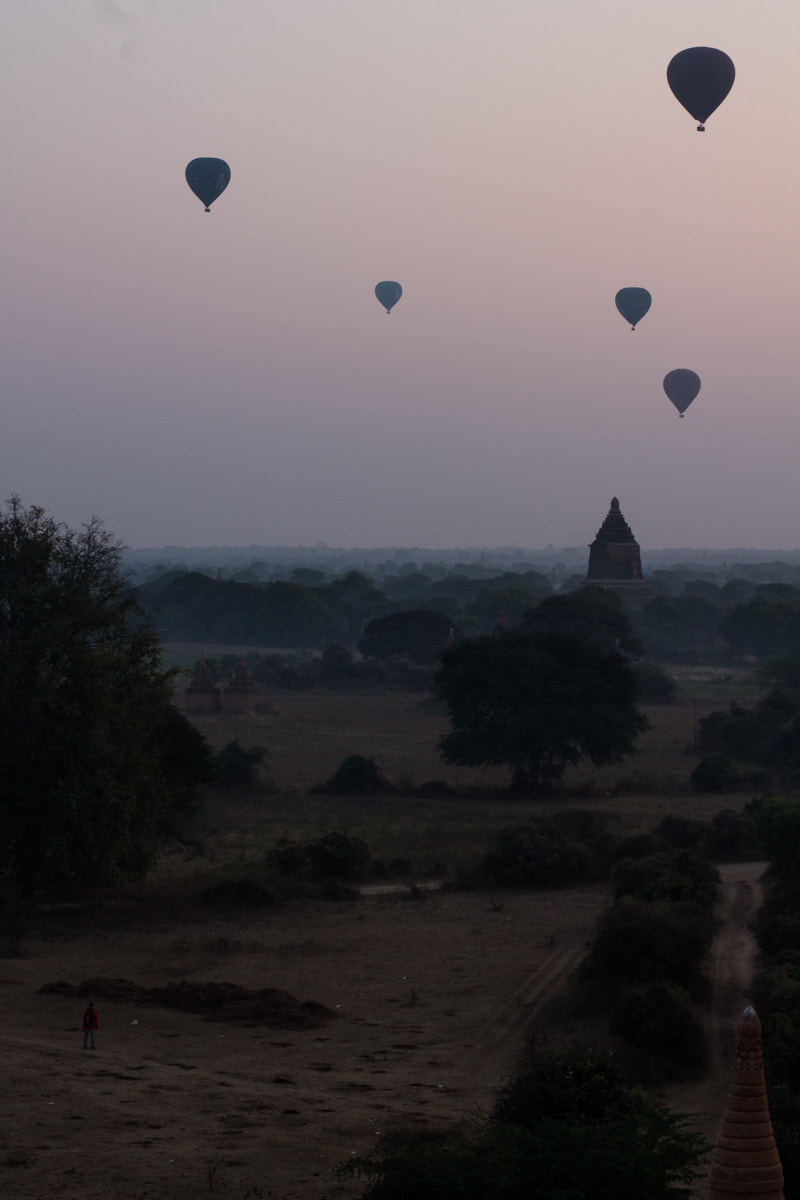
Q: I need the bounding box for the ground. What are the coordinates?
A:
[0,679,772,1198]
[0,864,763,1199]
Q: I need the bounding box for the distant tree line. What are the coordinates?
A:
[139,563,800,665]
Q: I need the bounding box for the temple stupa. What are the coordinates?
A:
[707,1006,784,1200]
[584,497,655,608]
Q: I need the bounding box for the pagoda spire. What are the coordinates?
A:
[707,1006,784,1200]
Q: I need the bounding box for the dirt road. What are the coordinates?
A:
[664,861,766,1145]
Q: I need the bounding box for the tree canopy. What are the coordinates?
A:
[434,628,649,791]
[0,498,213,895]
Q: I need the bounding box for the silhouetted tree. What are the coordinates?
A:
[434,629,649,791]
[0,498,213,895]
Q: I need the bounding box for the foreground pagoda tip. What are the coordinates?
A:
[707,1005,784,1200]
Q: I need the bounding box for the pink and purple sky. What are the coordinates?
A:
[1,0,798,550]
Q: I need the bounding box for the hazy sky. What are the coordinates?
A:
[1,1,798,551]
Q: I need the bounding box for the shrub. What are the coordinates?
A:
[325,755,397,794]
[307,832,372,881]
[655,815,708,848]
[691,755,740,793]
[270,831,372,882]
[0,888,36,956]
[339,1044,708,1200]
[612,851,719,910]
[477,824,599,889]
[609,985,705,1076]
[215,740,267,789]
[580,897,713,994]
[630,660,678,704]
[707,809,759,859]
[200,878,276,910]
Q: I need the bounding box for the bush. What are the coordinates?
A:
[476,824,599,889]
[630,661,678,704]
[655,815,708,848]
[609,985,705,1076]
[307,832,372,881]
[0,888,36,956]
[340,1044,708,1200]
[691,755,740,793]
[324,755,397,794]
[580,897,713,995]
[200,878,276,910]
[611,851,719,910]
[215,740,267,789]
[270,831,372,882]
[707,809,759,859]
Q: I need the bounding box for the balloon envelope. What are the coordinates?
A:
[375,281,403,313]
[663,369,701,417]
[615,287,652,330]
[185,158,231,211]
[667,47,735,128]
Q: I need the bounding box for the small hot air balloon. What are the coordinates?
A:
[615,287,652,330]
[185,158,231,212]
[663,369,701,418]
[375,281,402,313]
[667,47,735,131]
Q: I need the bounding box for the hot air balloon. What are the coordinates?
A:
[375,281,402,313]
[667,47,735,131]
[615,287,652,330]
[663,369,701,418]
[185,158,231,211]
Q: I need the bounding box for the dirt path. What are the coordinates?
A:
[664,861,766,1144]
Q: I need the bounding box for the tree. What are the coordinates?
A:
[0,498,211,895]
[358,609,454,664]
[520,585,643,656]
[434,629,649,791]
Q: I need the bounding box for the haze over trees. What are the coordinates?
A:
[135,552,800,668]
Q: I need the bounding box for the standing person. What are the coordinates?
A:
[82,1001,98,1049]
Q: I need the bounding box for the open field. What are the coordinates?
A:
[0,671,784,1200]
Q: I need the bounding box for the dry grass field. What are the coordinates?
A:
[0,669,777,1200]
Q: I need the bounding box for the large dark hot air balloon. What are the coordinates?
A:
[663,369,701,418]
[375,281,402,313]
[667,47,735,131]
[615,287,652,330]
[185,158,231,212]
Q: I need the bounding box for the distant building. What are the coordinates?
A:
[584,497,655,608]
[222,656,260,711]
[183,653,221,712]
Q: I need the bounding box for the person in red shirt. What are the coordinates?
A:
[82,1002,99,1049]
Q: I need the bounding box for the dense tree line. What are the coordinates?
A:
[138,561,800,665]
[695,652,800,788]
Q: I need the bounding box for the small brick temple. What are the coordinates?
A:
[183,654,221,712]
[183,654,261,713]
[584,497,655,608]
[223,656,261,711]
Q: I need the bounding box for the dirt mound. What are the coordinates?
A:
[39,977,337,1028]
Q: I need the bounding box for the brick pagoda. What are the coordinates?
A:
[183,653,221,712]
[223,656,261,711]
[585,497,655,608]
[707,1006,784,1200]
